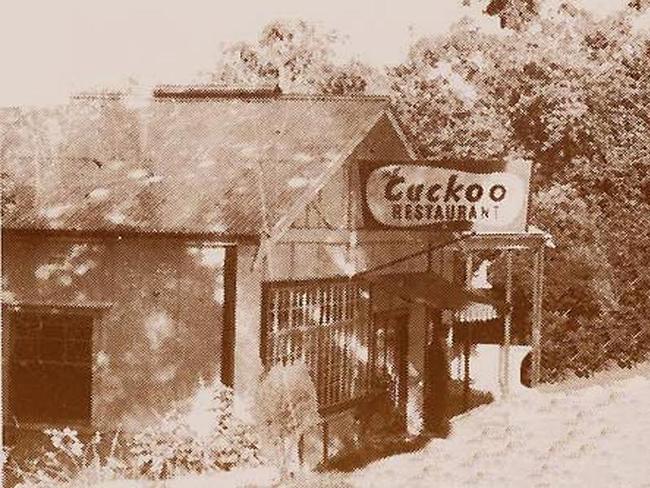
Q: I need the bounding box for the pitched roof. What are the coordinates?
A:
[1,93,393,239]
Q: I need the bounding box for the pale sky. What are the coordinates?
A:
[0,0,636,106]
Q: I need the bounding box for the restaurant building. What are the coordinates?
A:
[0,86,549,462]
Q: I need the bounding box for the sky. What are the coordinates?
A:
[0,0,638,106]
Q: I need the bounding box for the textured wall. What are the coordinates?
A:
[2,234,225,429]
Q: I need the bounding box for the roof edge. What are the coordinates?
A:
[262,107,388,247]
[153,83,282,100]
[279,93,391,103]
[1,227,260,245]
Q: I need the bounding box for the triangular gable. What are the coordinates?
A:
[276,111,416,238]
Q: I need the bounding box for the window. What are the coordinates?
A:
[4,308,93,425]
[262,278,371,411]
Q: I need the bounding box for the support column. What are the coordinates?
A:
[220,245,237,388]
[463,253,473,408]
[531,247,545,386]
[1,297,3,487]
[500,250,513,397]
[233,245,265,420]
[423,308,449,437]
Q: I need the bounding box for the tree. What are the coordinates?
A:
[209,19,380,95]
[485,0,541,30]
[629,0,650,12]
[394,1,650,379]
[388,18,513,160]
[460,0,541,29]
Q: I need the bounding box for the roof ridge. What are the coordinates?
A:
[153,83,281,99]
[279,92,390,102]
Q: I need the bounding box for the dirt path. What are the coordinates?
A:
[347,366,650,488]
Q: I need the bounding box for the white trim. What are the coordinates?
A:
[262,110,387,255]
[267,108,418,247]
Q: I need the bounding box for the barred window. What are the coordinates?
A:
[262,278,372,410]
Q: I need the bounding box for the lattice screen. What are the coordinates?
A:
[262,279,372,410]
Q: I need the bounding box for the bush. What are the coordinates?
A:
[253,361,322,480]
[7,380,260,486]
[9,428,129,488]
[129,379,260,479]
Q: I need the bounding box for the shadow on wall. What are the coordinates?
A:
[2,236,227,430]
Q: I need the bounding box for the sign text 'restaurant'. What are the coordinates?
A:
[363,162,531,232]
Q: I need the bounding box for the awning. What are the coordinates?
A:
[361,271,505,319]
[456,258,499,323]
[454,302,499,323]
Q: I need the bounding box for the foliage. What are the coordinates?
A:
[254,361,322,479]
[129,379,260,479]
[629,0,650,12]
[392,1,650,381]
[209,19,382,95]
[8,382,259,486]
[485,0,541,30]
[9,428,129,488]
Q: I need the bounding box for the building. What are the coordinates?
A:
[0,86,548,463]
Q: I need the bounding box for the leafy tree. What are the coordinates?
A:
[388,19,513,160]
[396,1,650,379]
[485,0,541,30]
[629,0,650,12]
[209,19,379,95]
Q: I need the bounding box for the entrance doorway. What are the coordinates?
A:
[372,310,409,418]
[423,308,450,436]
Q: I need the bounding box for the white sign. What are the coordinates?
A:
[363,161,531,232]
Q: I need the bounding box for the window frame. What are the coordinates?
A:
[2,303,107,428]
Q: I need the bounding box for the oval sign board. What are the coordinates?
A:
[363,161,531,233]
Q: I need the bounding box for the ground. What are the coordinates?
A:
[143,363,650,487]
[346,363,650,488]
[19,363,650,488]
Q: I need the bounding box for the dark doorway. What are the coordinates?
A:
[423,308,450,436]
[372,310,409,418]
[5,309,93,425]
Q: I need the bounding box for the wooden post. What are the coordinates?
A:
[501,250,513,398]
[531,247,545,386]
[463,253,473,410]
[220,245,238,388]
[298,434,305,467]
[322,421,329,465]
[1,305,3,488]
[463,325,471,411]
[465,253,474,288]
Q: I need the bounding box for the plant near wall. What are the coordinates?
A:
[8,428,129,488]
[253,361,322,482]
[129,379,260,479]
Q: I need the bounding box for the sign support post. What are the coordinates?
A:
[501,249,513,398]
[531,246,545,386]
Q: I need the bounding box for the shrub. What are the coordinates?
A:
[9,428,129,488]
[129,379,260,479]
[253,361,322,480]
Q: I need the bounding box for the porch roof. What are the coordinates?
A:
[363,271,506,314]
